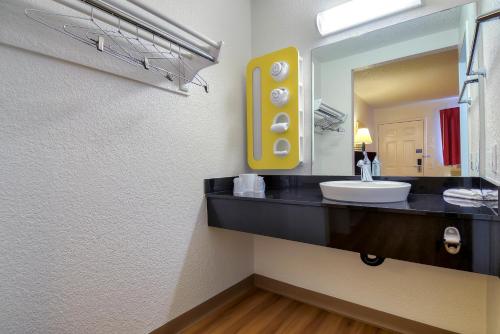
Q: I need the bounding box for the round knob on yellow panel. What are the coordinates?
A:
[270,88,289,107]
[270,61,289,82]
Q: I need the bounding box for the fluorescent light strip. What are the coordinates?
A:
[316,0,422,36]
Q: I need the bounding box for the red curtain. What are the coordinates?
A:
[440,107,461,166]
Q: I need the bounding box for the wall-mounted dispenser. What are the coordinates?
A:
[270,88,290,107]
[246,47,304,169]
[270,113,290,134]
[270,61,289,81]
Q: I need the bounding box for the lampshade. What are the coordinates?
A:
[354,128,373,144]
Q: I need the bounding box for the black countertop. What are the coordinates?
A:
[205,175,499,221]
[206,175,500,276]
[207,189,499,220]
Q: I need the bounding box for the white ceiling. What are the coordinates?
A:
[354,48,459,108]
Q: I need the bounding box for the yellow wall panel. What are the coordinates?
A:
[246,47,304,170]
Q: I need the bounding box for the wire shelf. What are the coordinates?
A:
[314,111,346,133]
[314,99,346,134]
[25,0,221,93]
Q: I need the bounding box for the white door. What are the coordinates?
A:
[378,120,424,176]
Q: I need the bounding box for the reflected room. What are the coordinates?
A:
[313,3,480,177]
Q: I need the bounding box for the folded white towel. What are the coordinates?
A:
[483,189,499,201]
[443,196,484,207]
[443,188,498,201]
[444,196,499,209]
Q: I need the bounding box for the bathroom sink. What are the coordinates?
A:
[320,180,411,203]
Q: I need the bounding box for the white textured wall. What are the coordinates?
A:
[0,0,253,333]
[1,0,497,333]
[252,1,490,333]
[480,2,500,333]
[479,0,500,184]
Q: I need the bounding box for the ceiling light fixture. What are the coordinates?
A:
[316,0,422,36]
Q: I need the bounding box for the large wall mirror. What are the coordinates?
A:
[312,3,482,177]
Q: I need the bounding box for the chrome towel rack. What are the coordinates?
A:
[25,0,223,93]
[458,8,500,105]
[314,99,346,134]
[314,109,346,133]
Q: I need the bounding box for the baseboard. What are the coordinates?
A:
[150,275,256,334]
[151,274,455,334]
[254,274,455,334]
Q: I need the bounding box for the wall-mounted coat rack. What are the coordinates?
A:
[25,0,223,93]
[314,99,346,134]
[458,8,500,105]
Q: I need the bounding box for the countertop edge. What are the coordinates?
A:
[206,192,499,221]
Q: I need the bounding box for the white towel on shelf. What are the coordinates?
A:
[443,196,484,208]
[444,196,499,209]
[483,189,499,201]
[443,188,498,201]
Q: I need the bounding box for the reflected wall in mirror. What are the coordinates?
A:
[312,3,481,177]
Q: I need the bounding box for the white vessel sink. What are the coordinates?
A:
[320,180,411,203]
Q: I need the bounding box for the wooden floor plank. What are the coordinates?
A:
[182,290,274,334]
[274,303,322,334]
[235,296,294,334]
[175,289,250,333]
[249,298,302,334]
[211,293,279,334]
[312,312,344,333]
[181,288,399,334]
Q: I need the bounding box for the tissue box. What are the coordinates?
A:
[233,174,265,198]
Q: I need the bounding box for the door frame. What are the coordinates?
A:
[377,118,426,176]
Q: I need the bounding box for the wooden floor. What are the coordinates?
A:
[180,289,397,334]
